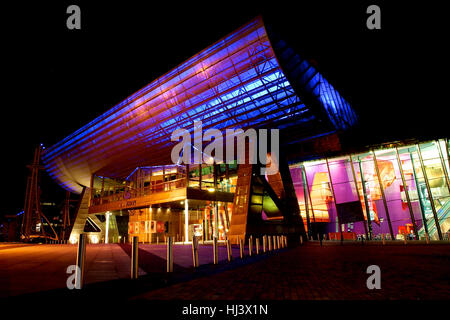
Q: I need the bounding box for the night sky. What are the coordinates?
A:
[1,1,445,217]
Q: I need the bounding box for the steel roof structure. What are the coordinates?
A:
[42,16,357,194]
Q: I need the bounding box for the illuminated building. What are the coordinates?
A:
[41,17,449,243]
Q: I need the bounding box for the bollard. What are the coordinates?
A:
[277,236,281,249]
[131,236,139,279]
[75,234,87,289]
[248,236,253,256]
[403,234,407,245]
[300,235,303,245]
[192,236,199,268]
[263,235,267,253]
[382,233,386,245]
[256,238,260,255]
[273,236,277,250]
[157,236,159,245]
[213,237,218,264]
[167,236,173,272]
[268,235,272,251]
[239,238,244,259]
[226,239,232,262]
[425,232,430,244]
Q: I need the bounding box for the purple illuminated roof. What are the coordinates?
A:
[42,16,357,194]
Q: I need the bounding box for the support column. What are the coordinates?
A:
[358,159,373,239]
[105,211,111,244]
[301,164,316,236]
[326,158,343,242]
[349,155,369,239]
[417,144,443,240]
[372,150,395,240]
[395,147,418,239]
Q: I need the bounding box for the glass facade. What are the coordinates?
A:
[290,139,450,241]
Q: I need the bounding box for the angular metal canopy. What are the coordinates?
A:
[42,16,357,194]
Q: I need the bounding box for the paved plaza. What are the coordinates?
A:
[1,242,449,301]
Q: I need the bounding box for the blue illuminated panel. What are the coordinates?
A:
[42,17,357,194]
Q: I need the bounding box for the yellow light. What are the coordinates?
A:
[90,235,99,244]
[207,188,215,192]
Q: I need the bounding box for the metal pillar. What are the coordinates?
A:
[395,147,418,239]
[372,150,395,240]
[131,236,139,279]
[226,239,232,261]
[167,236,173,272]
[213,163,219,239]
[300,164,312,239]
[213,237,218,264]
[416,144,443,240]
[349,155,369,239]
[184,200,189,243]
[325,158,343,242]
[75,234,86,289]
[192,236,199,267]
[199,163,202,190]
[105,211,111,244]
[239,238,244,258]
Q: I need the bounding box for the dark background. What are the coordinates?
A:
[1,1,445,218]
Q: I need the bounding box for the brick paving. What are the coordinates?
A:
[132,243,450,300]
[0,242,244,297]
[1,242,449,300]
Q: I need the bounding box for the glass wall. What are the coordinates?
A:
[290,139,450,240]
